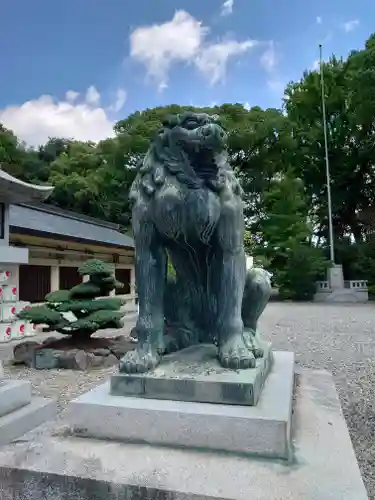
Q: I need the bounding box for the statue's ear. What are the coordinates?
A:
[162,114,180,129]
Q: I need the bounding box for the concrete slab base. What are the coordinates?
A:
[112,342,273,406]
[0,380,32,418]
[0,397,56,446]
[0,380,56,446]
[0,369,368,499]
[69,351,294,459]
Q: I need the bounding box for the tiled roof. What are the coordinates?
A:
[0,168,53,203]
[9,203,134,248]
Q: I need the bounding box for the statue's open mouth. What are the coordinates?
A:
[171,121,227,187]
[189,148,219,183]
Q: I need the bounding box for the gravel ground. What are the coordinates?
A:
[259,302,375,499]
[2,302,375,498]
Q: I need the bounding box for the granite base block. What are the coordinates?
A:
[0,380,32,418]
[0,396,57,446]
[113,343,273,406]
[0,369,368,500]
[69,351,294,459]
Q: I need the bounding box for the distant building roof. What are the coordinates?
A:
[0,168,53,204]
[9,203,134,248]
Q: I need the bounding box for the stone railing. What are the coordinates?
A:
[316,281,329,291]
[316,280,368,291]
[344,280,368,290]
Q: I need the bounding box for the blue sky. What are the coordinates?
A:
[0,0,373,146]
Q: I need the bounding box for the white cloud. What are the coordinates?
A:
[342,19,360,33]
[130,10,257,90]
[0,90,114,147]
[260,41,284,93]
[311,59,320,71]
[195,39,257,85]
[65,90,80,103]
[316,16,322,24]
[85,85,101,105]
[130,10,207,91]
[108,88,127,113]
[221,0,234,17]
[260,41,277,73]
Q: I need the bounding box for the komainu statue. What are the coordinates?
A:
[120,112,271,374]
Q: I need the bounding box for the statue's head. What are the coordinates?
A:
[132,111,237,198]
[162,112,227,156]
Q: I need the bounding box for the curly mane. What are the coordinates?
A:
[129,113,243,202]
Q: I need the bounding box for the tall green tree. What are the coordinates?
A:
[222,105,297,223]
[255,171,327,299]
[254,171,310,269]
[285,34,375,243]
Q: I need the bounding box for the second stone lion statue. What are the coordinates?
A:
[120,112,271,374]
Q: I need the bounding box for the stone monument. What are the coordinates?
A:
[0,116,368,499]
[315,263,369,302]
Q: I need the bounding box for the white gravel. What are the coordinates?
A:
[3,302,375,498]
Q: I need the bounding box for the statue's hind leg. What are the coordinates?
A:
[119,204,166,374]
[242,268,272,358]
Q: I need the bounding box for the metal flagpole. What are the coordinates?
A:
[319,43,335,263]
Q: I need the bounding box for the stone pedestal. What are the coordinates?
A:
[112,343,273,406]
[69,350,293,459]
[0,380,56,445]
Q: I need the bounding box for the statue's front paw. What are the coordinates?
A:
[119,344,160,374]
[218,334,256,370]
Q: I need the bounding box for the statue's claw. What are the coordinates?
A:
[119,344,160,374]
[243,329,265,358]
[218,333,256,370]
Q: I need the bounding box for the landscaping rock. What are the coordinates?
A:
[13,341,39,367]
[57,350,88,370]
[54,350,77,369]
[42,337,59,345]
[35,349,61,369]
[86,353,105,369]
[103,354,119,368]
[11,334,134,371]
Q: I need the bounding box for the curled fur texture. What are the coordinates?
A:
[129,112,243,203]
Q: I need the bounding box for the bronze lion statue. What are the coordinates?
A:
[120,112,271,374]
